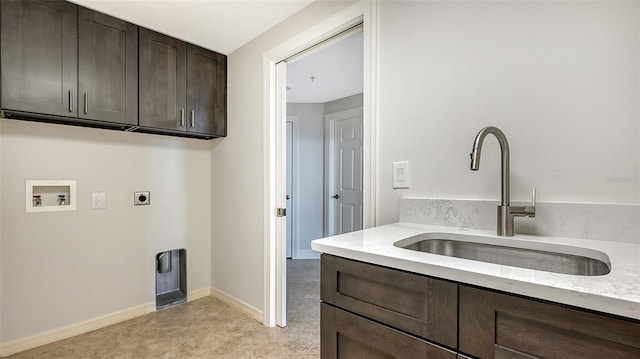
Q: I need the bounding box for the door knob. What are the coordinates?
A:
[332,194,340,199]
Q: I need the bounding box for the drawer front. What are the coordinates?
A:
[459,285,640,359]
[321,254,457,348]
[321,303,457,359]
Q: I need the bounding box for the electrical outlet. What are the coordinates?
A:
[134,191,150,205]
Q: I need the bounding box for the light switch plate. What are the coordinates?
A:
[392,161,410,189]
[92,192,106,210]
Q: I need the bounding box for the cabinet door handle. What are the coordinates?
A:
[83,93,88,115]
[190,110,195,128]
[68,90,73,112]
[180,108,185,127]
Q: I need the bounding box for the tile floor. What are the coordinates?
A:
[7,259,321,359]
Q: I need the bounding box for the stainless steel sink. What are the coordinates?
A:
[394,233,611,276]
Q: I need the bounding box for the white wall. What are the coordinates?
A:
[287,103,324,258]
[216,0,639,312]
[211,0,356,312]
[376,0,640,224]
[0,120,211,343]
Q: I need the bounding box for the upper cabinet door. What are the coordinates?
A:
[139,28,186,131]
[1,0,78,117]
[78,8,138,125]
[187,45,227,136]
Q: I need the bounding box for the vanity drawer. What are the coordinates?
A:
[321,303,457,359]
[321,254,457,349]
[459,285,640,359]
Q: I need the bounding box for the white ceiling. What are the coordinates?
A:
[286,31,363,103]
[71,0,314,55]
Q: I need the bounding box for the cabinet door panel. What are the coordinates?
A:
[321,304,456,359]
[459,285,640,359]
[321,254,458,348]
[78,7,137,125]
[139,28,186,130]
[1,0,77,116]
[187,45,226,136]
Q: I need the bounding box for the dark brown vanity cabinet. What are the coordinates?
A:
[139,28,227,138]
[321,304,457,359]
[321,254,458,359]
[459,285,640,359]
[1,1,137,126]
[1,0,78,117]
[320,254,640,359]
[78,7,138,125]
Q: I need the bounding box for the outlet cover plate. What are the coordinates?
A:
[92,192,106,209]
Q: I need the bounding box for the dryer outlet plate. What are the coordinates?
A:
[134,191,150,205]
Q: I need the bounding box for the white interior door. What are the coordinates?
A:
[275,61,287,327]
[326,107,363,236]
[285,120,294,258]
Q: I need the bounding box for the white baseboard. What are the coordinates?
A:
[0,288,211,357]
[187,287,212,302]
[294,249,320,259]
[210,287,263,322]
[0,301,154,357]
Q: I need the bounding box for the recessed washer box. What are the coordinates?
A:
[26,180,76,213]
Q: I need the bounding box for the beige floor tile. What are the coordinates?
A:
[7,259,320,359]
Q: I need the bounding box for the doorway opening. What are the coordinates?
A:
[281,30,364,328]
[286,29,364,260]
[262,1,377,328]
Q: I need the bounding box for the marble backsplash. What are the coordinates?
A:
[399,198,640,244]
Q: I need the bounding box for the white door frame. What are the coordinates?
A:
[325,107,364,237]
[262,0,378,327]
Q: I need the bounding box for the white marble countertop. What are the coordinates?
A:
[311,222,640,321]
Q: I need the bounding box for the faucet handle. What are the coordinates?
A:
[525,187,536,217]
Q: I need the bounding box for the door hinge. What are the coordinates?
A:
[277,208,287,217]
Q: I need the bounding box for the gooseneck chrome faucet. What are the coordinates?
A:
[470,126,536,236]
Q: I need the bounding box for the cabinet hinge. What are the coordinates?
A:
[277,208,286,217]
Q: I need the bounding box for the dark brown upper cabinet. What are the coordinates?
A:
[78,7,138,125]
[187,45,227,137]
[1,0,78,117]
[1,1,137,127]
[2,0,226,139]
[140,28,227,138]
[139,28,187,131]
